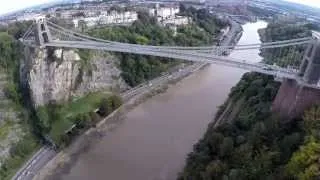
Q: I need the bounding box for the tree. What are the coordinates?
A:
[280,133,301,161]
[303,106,320,137]
[135,35,149,45]
[203,160,227,180]
[98,95,122,117]
[219,137,234,158]
[0,32,18,71]
[228,169,246,180]
[4,82,20,104]
[207,132,224,154]
[6,21,33,39]
[109,95,122,110]
[36,107,51,133]
[286,137,320,180]
[99,98,110,116]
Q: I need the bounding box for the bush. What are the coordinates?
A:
[3,82,20,104]
[99,98,111,116]
[98,95,122,117]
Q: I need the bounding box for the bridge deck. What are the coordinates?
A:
[21,19,320,89]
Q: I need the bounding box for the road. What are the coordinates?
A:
[13,17,242,180]
[13,147,56,180]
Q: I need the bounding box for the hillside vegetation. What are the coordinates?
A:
[86,9,226,86]
[179,20,320,180]
[259,21,311,67]
[0,22,40,180]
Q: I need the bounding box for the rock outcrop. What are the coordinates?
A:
[21,47,128,106]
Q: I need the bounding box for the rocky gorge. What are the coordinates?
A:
[21,47,128,106]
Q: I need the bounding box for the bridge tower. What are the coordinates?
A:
[298,31,320,84]
[272,31,320,118]
[34,17,52,47]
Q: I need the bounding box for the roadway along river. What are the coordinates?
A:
[60,21,267,180]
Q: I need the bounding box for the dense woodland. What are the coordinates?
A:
[179,20,320,180]
[259,21,312,67]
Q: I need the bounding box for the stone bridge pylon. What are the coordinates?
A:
[35,17,52,46]
[273,31,320,118]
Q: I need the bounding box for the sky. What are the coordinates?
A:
[285,0,320,8]
[0,0,53,15]
[0,0,320,15]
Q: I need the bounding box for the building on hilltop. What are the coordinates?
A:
[72,11,138,28]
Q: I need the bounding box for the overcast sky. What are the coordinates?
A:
[0,0,319,15]
[285,0,320,8]
[0,0,53,15]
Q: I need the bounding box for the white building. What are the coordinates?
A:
[149,6,180,21]
[157,7,179,19]
[16,13,45,21]
[161,16,190,26]
[73,11,138,28]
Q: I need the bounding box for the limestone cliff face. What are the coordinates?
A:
[21,47,128,106]
[73,52,128,97]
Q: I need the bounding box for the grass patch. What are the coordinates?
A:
[51,92,108,140]
[36,92,121,147]
[63,92,109,117]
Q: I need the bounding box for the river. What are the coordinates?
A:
[60,21,267,180]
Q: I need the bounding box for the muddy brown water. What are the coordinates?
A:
[60,21,267,180]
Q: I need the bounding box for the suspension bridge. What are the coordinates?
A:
[20,18,320,88]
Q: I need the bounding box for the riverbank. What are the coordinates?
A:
[177,73,290,180]
[32,61,209,180]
